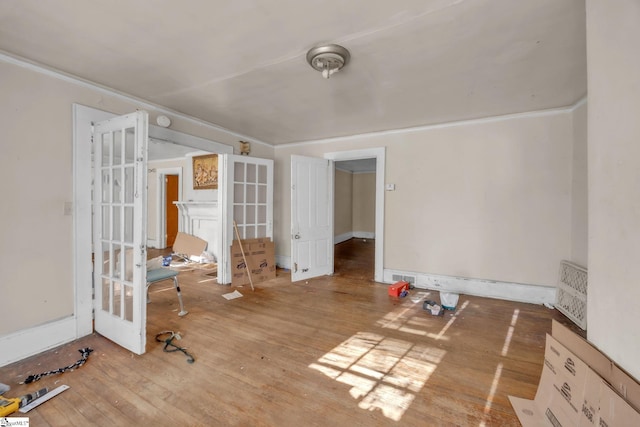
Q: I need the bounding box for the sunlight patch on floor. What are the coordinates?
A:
[501,309,519,356]
[479,308,520,426]
[309,331,446,421]
[433,300,469,339]
[479,362,504,427]
[376,297,470,342]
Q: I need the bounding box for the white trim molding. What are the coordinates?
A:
[0,50,270,149]
[276,255,292,270]
[334,232,375,244]
[353,231,375,240]
[0,317,77,367]
[334,232,353,244]
[383,268,557,305]
[154,167,183,250]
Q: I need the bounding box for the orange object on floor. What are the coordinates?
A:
[388,281,409,297]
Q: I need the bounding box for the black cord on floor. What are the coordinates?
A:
[155,331,195,364]
[22,348,94,384]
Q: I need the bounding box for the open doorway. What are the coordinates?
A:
[325,148,385,283]
[333,159,376,281]
[72,104,232,347]
[165,174,179,248]
[148,166,183,250]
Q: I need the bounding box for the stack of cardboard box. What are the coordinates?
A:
[510,320,640,426]
[231,238,276,287]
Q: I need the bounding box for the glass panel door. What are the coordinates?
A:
[218,155,273,284]
[93,111,148,354]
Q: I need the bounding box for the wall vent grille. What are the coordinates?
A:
[555,261,587,330]
[392,274,415,284]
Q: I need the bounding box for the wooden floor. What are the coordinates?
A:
[1,239,570,426]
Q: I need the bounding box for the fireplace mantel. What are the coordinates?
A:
[174,201,218,260]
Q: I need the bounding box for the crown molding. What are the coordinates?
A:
[0,49,271,148]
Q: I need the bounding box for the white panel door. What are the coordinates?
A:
[291,155,334,282]
[218,154,273,284]
[93,111,148,355]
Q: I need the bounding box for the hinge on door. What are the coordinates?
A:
[137,246,144,268]
[294,263,298,273]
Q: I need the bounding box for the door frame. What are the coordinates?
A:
[325,147,385,283]
[217,154,274,284]
[154,168,182,249]
[92,110,149,354]
[73,104,232,338]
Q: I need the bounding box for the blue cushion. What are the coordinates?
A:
[147,268,179,283]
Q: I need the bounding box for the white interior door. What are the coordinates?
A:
[93,111,148,354]
[291,155,334,282]
[218,154,273,284]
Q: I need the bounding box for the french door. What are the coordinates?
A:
[93,111,148,354]
[217,154,273,284]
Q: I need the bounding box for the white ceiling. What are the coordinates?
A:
[0,0,586,146]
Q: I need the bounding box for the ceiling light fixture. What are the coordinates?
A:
[306,44,350,79]
[156,115,171,128]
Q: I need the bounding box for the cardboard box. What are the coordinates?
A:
[388,281,409,297]
[598,379,640,426]
[509,331,640,426]
[173,232,208,257]
[541,334,590,425]
[552,320,640,413]
[231,238,275,286]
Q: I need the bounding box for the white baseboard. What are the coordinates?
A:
[383,268,556,305]
[334,232,353,244]
[334,231,375,244]
[0,316,79,367]
[276,255,291,270]
[276,256,553,305]
[353,231,375,239]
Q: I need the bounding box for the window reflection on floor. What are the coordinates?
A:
[309,332,445,421]
[309,294,521,423]
[309,292,487,421]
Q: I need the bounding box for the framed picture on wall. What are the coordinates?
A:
[192,154,218,189]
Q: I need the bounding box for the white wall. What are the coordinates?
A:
[0,58,271,342]
[183,153,219,202]
[586,0,640,380]
[352,172,376,235]
[571,100,588,267]
[274,109,575,288]
[334,169,353,237]
[0,62,75,334]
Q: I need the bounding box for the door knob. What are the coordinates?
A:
[294,233,301,239]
